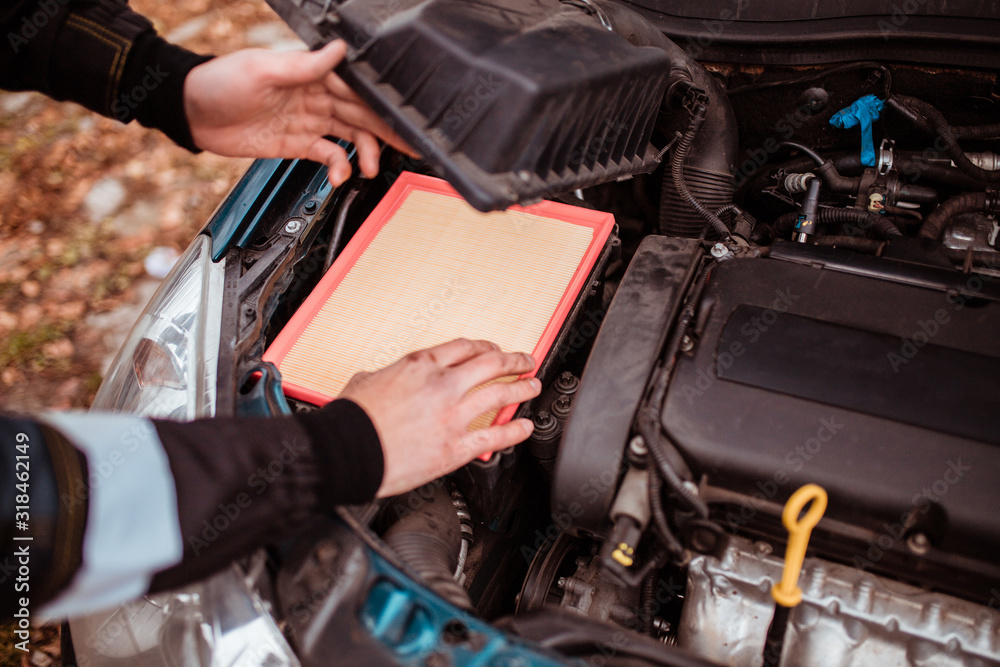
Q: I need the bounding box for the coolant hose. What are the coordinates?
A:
[383,484,472,610]
[887,95,1000,185]
[742,151,983,201]
[774,208,901,239]
[830,152,981,192]
[920,191,998,241]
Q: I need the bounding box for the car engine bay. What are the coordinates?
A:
[206,1,1000,664]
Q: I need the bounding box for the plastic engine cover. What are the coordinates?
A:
[266,0,672,211]
[661,250,1000,603]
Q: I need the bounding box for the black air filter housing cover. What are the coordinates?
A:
[266,0,672,211]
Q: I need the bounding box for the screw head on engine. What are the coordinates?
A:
[907,532,931,555]
[628,435,648,457]
[532,410,559,440]
[711,242,731,259]
[555,371,580,394]
[552,394,573,419]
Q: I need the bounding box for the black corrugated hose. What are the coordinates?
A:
[639,571,658,636]
[951,123,1000,141]
[920,191,998,241]
[888,95,1000,184]
[773,208,901,240]
[639,264,714,527]
[647,470,686,561]
[383,484,472,610]
[668,103,734,240]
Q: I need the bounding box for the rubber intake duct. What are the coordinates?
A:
[576,0,739,237]
[382,484,472,610]
[266,0,685,211]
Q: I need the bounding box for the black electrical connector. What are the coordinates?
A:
[793,178,822,242]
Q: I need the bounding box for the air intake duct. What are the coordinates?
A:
[581,0,738,237]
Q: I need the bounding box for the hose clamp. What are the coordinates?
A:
[877,139,894,175]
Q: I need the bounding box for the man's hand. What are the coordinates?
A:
[337,339,541,498]
[183,40,413,187]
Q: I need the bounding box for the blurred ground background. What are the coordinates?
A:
[0,0,302,663]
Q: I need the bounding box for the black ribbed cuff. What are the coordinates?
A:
[117,32,212,152]
[295,399,385,505]
[0,416,88,615]
[35,424,89,608]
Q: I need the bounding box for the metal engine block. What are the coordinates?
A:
[679,536,1000,666]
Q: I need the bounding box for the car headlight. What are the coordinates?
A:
[77,234,299,665]
[69,563,300,667]
[92,234,225,419]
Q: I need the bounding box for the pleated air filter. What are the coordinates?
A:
[264,172,614,430]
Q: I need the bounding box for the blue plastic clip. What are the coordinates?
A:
[829,94,885,168]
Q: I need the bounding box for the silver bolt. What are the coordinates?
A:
[710,242,730,259]
[556,577,567,589]
[680,335,694,352]
[682,480,700,496]
[907,532,930,555]
[284,218,303,234]
[628,435,648,457]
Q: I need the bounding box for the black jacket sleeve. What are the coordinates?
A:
[149,400,384,592]
[0,0,212,150]
[0,401,383,620]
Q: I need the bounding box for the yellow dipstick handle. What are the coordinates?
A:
[772,484,827,608]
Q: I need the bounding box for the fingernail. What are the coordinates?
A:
[523,353,536,366]
[522,419,534,435]
[529,378,541,391]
